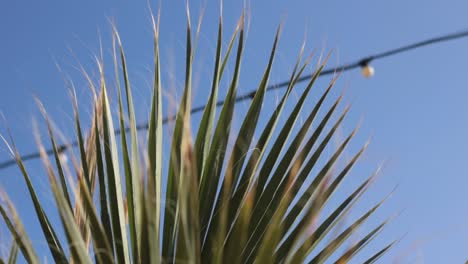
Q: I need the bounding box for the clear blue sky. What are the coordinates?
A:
[1,0,468,263]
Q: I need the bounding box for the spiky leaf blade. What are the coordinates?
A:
[93,108,115,253]
[163,8,194,259]
[194,16,223,177]
[363,241,396,264]
[0,195,39,264]
[101,75,130,264]
[147,12,163,263]
[0,135,66,263]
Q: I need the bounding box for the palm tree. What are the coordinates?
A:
[0,8,394,264]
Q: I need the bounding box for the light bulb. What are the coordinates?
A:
[361,64,375,78]
[59,153,68,163]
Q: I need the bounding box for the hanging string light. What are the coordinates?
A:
[359,59,375,78]
[361,65,375,78]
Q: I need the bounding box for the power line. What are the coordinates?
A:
[2,29,468,170]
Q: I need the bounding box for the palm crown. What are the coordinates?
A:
[0,8,394,264]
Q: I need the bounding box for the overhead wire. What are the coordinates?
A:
[1,29,468,170]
